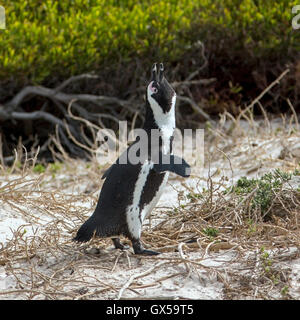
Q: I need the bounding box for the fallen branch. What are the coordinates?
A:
[177,95,211,121]
[54,73,99,93]
[11,110,65,127]
[6,85,132,112]
[237,69,290,121]
[0,69,215,162]
[171,78,216,88]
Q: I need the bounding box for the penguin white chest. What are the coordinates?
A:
[147,92,176,155]
[126,161,153,239]
[125,160,169,240]
[160,126,173,154]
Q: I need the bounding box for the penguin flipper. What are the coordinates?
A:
[101,147,129,179]
[153,154,191,177]
[101,164,114,179]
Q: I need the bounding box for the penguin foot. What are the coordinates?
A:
[112,238,129,250]
[137,249,160,256]
[132,239,160,255]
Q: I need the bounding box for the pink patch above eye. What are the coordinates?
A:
[149,81,157,93]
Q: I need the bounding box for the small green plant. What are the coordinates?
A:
[293,168,300,176]
[229,81,243,94]
[49,162,62,173]
[259,247,282,286]
[259,247,273,274]
[281,285,289,296]
[202,227,219,238]
[33,163,46,173]
[186,192,203,202]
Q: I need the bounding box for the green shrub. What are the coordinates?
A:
[228,169,293,216]
[0,0,298,85]
[202,227,219,238]
[33,163,46,173]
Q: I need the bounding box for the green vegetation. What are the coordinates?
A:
[202,227,219,238]
[227,169,295,217]
[186,191,203,202]
[258,246,290,293]
[32,162,62,175]
[0,0,298,85]
[259,246,273,274]
[33,163,46,173]
[49,162,62,173]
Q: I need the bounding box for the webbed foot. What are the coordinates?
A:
[132,239,160,255]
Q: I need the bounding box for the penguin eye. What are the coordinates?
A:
[153,87,158,93]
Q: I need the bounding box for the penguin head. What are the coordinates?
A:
[147,63,176,114]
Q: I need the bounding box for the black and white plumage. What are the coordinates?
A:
[73,63,191,255]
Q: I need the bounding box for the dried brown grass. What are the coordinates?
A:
[0,107,300,300]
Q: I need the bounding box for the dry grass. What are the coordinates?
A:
[0,109,300,300]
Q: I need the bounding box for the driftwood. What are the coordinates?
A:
[0,71,214,163]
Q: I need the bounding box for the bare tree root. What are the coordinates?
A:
[0,71,214,163]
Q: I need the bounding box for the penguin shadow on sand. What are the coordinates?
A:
[73,63,191,256]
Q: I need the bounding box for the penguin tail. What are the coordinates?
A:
[73,217,97,242]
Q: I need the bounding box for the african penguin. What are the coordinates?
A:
[73,63,191,255]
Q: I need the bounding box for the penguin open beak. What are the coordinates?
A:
[151,63,158,82]
[159,63,164,82]
[151,62,164,83]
